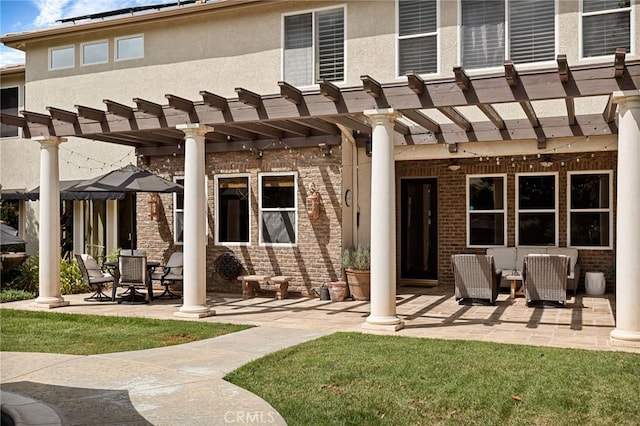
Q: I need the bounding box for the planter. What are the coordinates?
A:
[328,281,348,302]
[345,269,370,301]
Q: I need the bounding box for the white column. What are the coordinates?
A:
[33,137,69,308]
[611,90,640,345]
[175,124,214,318]
[362,109,404,331]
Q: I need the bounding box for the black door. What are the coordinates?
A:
[401,178,438,281]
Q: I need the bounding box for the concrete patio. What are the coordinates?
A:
[2,285,637,354]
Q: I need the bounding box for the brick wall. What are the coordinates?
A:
[136,146,343,295]
[396,151,617,290]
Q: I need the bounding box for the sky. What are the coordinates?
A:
[0,0,162,66]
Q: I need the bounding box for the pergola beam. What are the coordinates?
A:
[361,75,383,99]
[200,90,228,111]
[614,48,626,78]
[291,118,339,135]
[75,104,107,122]
[400,109,441,133]
[232,122,283,138]
[46,106,78,124]
[165,94,195,113]
[262,120,310,136]
[103,99,134,119]
[318,80,342,102]
[477,104,505,130]
[0,113,31,138]
[603,94,617,123]
[235,87,262,108]
[278,81,304,105]
[406,71,425,95]
[133,98,164,117]
[438,107,472,132]
[453,66,470,91]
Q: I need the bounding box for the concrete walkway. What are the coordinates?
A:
[1,327,329,425]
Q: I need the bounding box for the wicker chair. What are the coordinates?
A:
[451,254,501,304]
[75,254,115,302]
[523,254,570,306]
[117,254,150,304]
[150,252,183,299]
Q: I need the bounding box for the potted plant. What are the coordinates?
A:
[342,246,370,301]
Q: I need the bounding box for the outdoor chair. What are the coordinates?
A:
[150,252,183,299]
[117,254,150,304]
[451,254,501,304]
[76,254,115,302]
[522,254,570,307]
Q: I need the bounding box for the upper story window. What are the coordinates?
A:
[259,173,297,245]
[81,40,108,66]
[516,173,557,246]
[461,0,555,69]
[582,0,631,58]
[398,0,437,76]
[49,45,74,70]
[568,171,612,248]
[283,7,344,86]
[1,86,19,138]
[215,175,250,245]
[115,35,144,61]
[467,175,507,247]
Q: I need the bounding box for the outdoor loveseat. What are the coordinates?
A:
[486,247,580,295]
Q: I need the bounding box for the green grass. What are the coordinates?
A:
[0,309,251,355]
[226,332,640,426]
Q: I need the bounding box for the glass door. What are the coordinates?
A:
[401,178,438,282]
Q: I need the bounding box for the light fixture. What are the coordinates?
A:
[447,161,461,171]
[148,193,160,221]
[540,155,553,168]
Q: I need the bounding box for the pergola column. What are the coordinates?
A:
[611,90,640,345]
[175,124,214,319]
[362,109,404,331]
[33,137,69,308]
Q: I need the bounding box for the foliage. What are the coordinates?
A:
[12,254,39,293]
[10,254,88,295]
[106,247,122,263]
[342,246,370,270]
[0,289,36,303]
[227,332,640,426]
[0,309,252,355]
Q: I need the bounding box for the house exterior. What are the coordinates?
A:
[1,0,638,343]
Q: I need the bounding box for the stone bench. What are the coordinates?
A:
[238,275,292,299]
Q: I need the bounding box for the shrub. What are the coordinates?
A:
[342,246,370,270]
[12,254,39,293]
[11,253,87,295]
[0,289,36,303]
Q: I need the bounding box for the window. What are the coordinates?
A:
[1,87,19,137]
[81,40,108,65]
[568,171,612,248]
[116,35,144,61]
[467,175,506,246]
[461,0,555,69]
[215,175,250,245]
[174,177,185,244]
[516,173,557,246]
[259,173,297,245]
[398,0,437,75]
[283,7,344,86]
[49,46,74,70]
[582,0,631,58]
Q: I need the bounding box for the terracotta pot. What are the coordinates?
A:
[345,269,370,301]
[328,281,348,302]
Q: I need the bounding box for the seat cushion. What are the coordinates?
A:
[81,254,105,278]
[486,248,516,272]
[547,248,578,273]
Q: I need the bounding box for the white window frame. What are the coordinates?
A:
[281,4,347,89]
[567,170,613,250]
[396,0,440,77]
[579,0,634,60]
[457,0,558,72]
[49,45,75,70]
[115,34,144,61]
[466,174,508,248]
[173,175,209,245]
[258,172,298,247]
[1,85,21,138]
[515,172,558,247]
[214,173,251,246]
[81,40,108,66]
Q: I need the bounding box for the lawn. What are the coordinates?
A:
[0,309,251,355]
[226,332,640,426]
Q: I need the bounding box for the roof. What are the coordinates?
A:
[0,0,267,49]
[0,64,25,77]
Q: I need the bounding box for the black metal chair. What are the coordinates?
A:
[151,252,183,299]
[75,254,115,302]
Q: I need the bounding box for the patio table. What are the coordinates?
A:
[506,272,524,299]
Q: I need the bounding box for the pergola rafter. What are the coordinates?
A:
[1,55,637,154]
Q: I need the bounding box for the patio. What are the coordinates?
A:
[2,286,635,354]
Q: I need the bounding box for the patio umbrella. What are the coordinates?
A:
[0,223,27,246]
[69,164,183,248]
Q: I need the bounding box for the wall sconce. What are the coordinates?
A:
[447,161,461,171]
[365,136,372,157]
[306,183,320,221]
[148,193,160,221]
[319,143,332,157]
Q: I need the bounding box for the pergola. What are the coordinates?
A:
[2,55,639,344]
